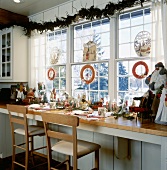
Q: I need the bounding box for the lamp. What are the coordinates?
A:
[13,0,24,3]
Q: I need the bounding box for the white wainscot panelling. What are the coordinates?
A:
[94,0,120,9]
[94,0,112,9]
[142,142,161,170]
[161,137,167,170]
[114,140,142,170]
[77,129,95,170]
[29,13,44,23]
[73,0,93,11]
[94,133,114,170]
[58,2,73,18]
[44,7,59,22]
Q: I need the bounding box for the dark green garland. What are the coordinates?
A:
[0,0,155,37]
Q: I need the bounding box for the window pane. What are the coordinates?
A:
[72,62,108,101]
[100,77,108,90]
[119,13,130,28]
[74,19,110,62]
[131,26,143,42]
[117,57,151,105]
[119,44,131,58]
[119,8,151,59]
[74,51,83,62]
[53,79,59,89]
[101,32,110,46]
[46,65,66,100]
[131,10,143,26]
[46,29,67,65]
[118,61,128,76]
[60,66,66,77]
[144,8,151,24]
[118,76,129,91]
[60,78,66,89]
[119,28,130,43]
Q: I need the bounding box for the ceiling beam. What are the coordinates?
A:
[0,8,29,26]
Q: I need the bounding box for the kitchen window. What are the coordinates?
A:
[117,7,152,106]
[71,18,110,103]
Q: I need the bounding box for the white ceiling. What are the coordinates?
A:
[0,0,71,16]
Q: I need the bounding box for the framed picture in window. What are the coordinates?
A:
[83,41,97,62]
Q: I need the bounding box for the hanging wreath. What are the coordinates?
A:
[47,68,56,80]
[132,61,149,79]
[80,64,95,84]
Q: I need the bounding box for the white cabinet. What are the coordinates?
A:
[0,26,28,82]
[0,29,11,79]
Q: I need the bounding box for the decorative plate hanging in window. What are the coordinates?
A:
[80,64,95,84]
[83,41,97,62]
[47,68,56,81]
[132,61,149,79]
[50,47,62,64]
[134,31,151,57]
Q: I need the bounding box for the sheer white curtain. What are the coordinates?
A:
[161,0,167,67]
[28,31,46,89]
[151,0,167,69]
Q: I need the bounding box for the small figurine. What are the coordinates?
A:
[16,88,24,104]
[79,94,88,110]
[146,62,167,117]
[22,88,35,104]
[62,91,70,100]
[50,88,56,101]
[10,87,17,100]
[155,87,167,125]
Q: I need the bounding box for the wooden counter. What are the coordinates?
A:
[28,108,167,138]
[2,103,167,137]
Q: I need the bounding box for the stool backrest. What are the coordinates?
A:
[7,104,28,136]
[41,112,79,164]
[41,112,79,139]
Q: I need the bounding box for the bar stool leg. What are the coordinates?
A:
[25,136,29,170]
[94,150,99,170]
[11,144,15,170]
[47,141,51,170]
[65,155,70,170]
[30,136,35,166]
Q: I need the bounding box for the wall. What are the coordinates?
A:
[29,0,117,23]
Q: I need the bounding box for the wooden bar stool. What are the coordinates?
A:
[7,104,47,170]
[41,112,101,170]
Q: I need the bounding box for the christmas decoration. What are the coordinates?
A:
[0,0,155,37]
[134,31,151,57]
[132,61,149,79]
[47,68,56,80]
[83,41,96,62]
[80,64,95,84]
[50,47,62,64]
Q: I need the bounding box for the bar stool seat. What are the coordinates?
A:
[52,140,100,158]
[7,104,47,170]
[14,125,45,136]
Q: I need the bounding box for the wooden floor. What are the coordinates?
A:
[0,152,71,170]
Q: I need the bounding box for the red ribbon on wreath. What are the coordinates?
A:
[132,61,149,79]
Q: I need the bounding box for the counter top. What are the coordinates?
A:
[1,103,167,137]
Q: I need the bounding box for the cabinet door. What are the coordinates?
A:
[0,30,12,79]
[0,26,28,82]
